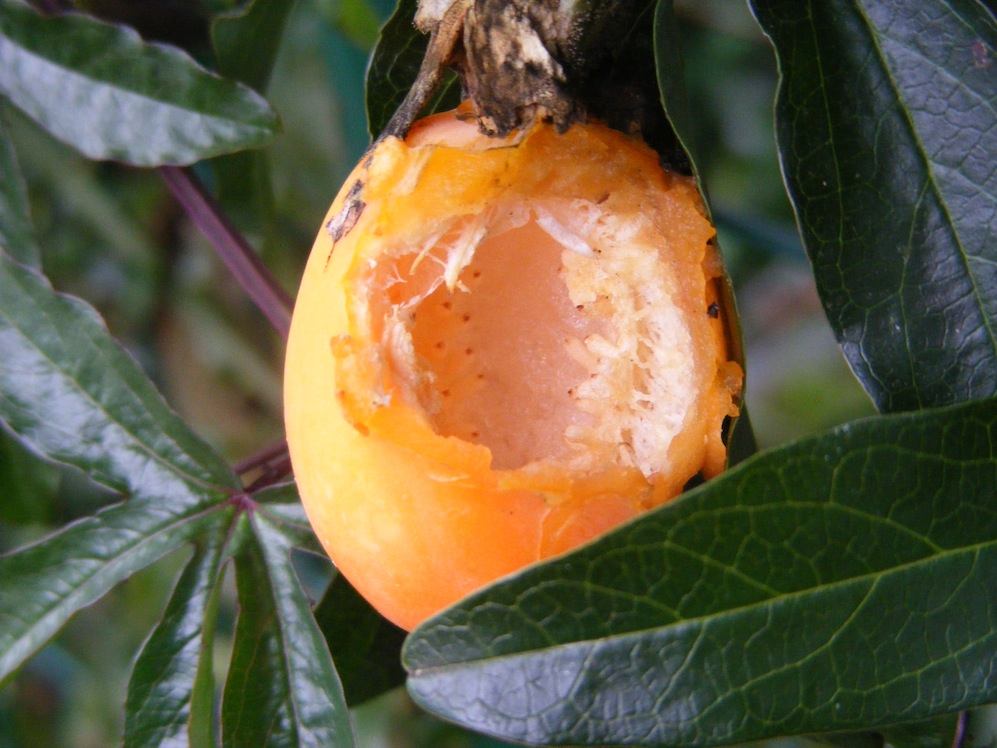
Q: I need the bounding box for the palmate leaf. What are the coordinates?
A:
[0,0,280,166]
[0,251,239,498]
[749,0,997,412]
[124,533,230,748]
[406,398,997,747]
[0,495,231,688]
[222,505,354,748]
[0,250,239,683]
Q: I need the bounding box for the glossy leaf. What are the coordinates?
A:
[0,495,230,686]
[125,534,229,748]
[222,512,354,748]
[251,483,405,707]
[0,0,280,165]
[406,398,997,746]
[0,251,239,498]
[314,572,407,707]
[0,109,39,267]
[750,0,997,412]
[0,249,238,682]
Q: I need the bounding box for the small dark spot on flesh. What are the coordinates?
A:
[442,389,451,397]
[576,304,585,311]
[442,300,453,310]
[465,347,474,355]
[462,313,471,322]
[470,431,479,439]
[596,193,610,204]
[472,270,482,279]
[435,341,446,350]
[707,302,720,318]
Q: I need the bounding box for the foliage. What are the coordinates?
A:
[0,0,994,747]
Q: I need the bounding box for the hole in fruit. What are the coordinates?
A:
[410,216,607,469]
[367,204,698,477]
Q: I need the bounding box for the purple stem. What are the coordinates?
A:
[233,439,289,475]
[952,712,968,748]
[159,166,293,339]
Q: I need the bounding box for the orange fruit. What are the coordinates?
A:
[284,107,742,631]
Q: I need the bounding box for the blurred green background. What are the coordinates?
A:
[0,0,887,745]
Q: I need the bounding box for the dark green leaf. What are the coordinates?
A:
[251,481,401,708]
[749,0,997,412]
[0,108,39,267]
[207,0,291,237]
[0,0,280,165]
[0,250,240,498]
[365,0,426,139]
[211,0,294,92]
[222,513,354,748]
[0,249,239,683]
[654,0,705,177]
[0,426,59,525]
[406,399,997,746]
[0,496,230,686]
[314,572,407,707]
[125,534,229,748]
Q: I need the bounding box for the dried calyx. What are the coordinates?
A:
[387,0,667,143]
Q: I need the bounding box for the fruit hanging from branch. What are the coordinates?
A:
[284,0,743,631]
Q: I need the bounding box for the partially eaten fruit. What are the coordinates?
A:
[284,108,742,631]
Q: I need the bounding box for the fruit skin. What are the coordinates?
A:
[284,108,741,631]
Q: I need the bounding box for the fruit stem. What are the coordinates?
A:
[159,166,293,339]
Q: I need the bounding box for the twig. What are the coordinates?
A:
[246,456,293,493]
[159,166,293,339]
[234,439,289,475]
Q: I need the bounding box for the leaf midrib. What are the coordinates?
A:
[0,501,226,680]
[409,535,992,673]
[0,39,268,132]
[849,0,997,364]
[0,258,238,494]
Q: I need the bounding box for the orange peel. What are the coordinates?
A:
[284,108,742,631]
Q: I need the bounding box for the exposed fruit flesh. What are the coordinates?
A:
[284,108,742,630]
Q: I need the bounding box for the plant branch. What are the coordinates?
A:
[159,166,293,339]
[234,439,289,475]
